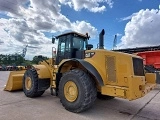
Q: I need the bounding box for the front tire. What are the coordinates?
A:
[23,68,45,98]
[58,69,97,113]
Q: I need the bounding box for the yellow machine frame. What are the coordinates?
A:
[4,30,156,113]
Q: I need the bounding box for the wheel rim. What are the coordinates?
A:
[25,77,32,90]
[64,81,78,102]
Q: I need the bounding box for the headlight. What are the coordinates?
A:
[85,52,95,58]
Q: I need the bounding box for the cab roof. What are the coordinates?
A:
[56,31,88,38]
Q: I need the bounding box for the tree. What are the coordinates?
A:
[0,54,25,65]
[32,55,49,64]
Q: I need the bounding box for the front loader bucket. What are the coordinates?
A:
[4,70,26,91]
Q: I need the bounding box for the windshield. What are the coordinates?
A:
[73,37,87,50]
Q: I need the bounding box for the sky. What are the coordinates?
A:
[0,0,160,60]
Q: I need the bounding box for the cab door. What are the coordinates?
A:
[56,35,71,64]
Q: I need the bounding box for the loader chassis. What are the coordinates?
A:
[58,50,155,100]
[4,30,156,113]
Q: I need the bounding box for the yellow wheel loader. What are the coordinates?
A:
[4,29,156,113]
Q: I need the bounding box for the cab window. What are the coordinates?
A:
[73,37,87,50]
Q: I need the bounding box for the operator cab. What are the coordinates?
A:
[52,32,93,64]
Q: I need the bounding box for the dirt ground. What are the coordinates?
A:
[0,71,160,120]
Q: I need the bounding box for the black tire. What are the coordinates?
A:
[23,68,45,98]
[97,92,115,100]
[58,69,97,113]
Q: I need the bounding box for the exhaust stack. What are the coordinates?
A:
[99,29,105,49]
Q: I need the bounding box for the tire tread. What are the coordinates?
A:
[59,69,97,113]
[23,68,45,98]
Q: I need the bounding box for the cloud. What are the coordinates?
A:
[0,0,29,17]
[0,0,98,59]
[119,12,140,22]
[72,21,97,37]
[117,8,160,49]
[59,0,114,12]
[0,40,4,44]
[119,13,137,21]
[91,6,106,13]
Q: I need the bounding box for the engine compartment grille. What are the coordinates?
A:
[106,56,117,82]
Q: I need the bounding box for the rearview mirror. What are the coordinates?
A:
[86,44,93,50]
[52,37,55,44]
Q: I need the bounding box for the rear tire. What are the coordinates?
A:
[23,68,45,98]
[58,69,97,113]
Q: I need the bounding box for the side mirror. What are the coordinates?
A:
[86,44,93,50]
[52,37,55,44]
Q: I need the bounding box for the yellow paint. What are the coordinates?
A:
[141,83,156,96]
[101,85,127,98]
[4,58,56,91]
[64,81,78,102]
[116,89,125,97]
[17,66,25,70]
[145,73,156,83]
[25,77,32,90]
[38,59,58,88]
[84,50,135,87]
[84,49,156,100]
[58,59,73,73]
[32,65,52,79]
[4,71,25,91]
